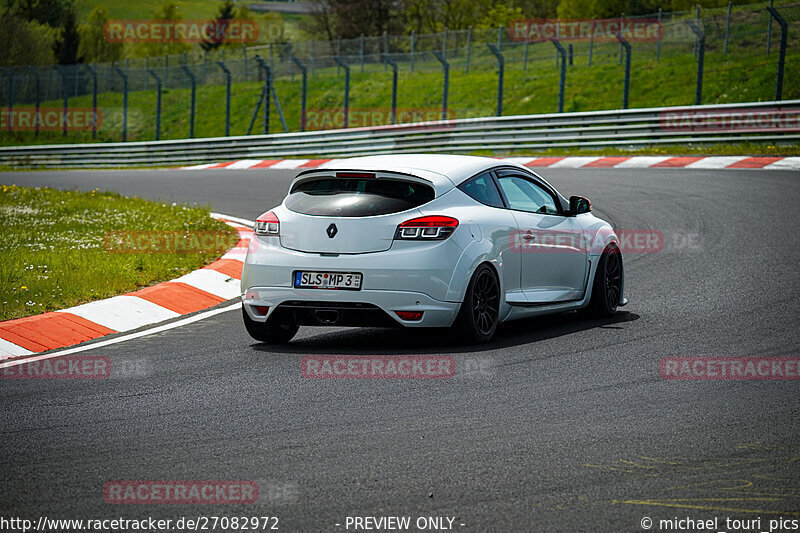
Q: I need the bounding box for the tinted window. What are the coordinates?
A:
[286,177,434,217]
[458,172,505,208]
[497,176,559,214]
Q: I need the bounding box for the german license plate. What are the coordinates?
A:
[293,271,362,290]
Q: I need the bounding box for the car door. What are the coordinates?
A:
[495,172,589,303]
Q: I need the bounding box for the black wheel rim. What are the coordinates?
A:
[473,269,499,336]
[605,248,622,308]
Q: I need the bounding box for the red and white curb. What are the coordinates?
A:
[0,214,253,360]
[180,156,800,171]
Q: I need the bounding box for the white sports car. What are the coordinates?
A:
[241,154,626,343]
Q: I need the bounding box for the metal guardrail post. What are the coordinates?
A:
[686,21,705,105]
[291,55,308,131]
[83,63,98,139]
[724,2,732,56]
[767,6,788,100]
[217,62,231,136]
[487,44,504,117]
[26,67,41,137]
[181,65,196,139]
[112,66,128,141]
[616,33,632,109]
[382,55,398,124]
[432,51,449,120]
[0,67,13,133]
[146,69,162,140]
[767,0,774,55]
[334,56,350,128]
[550,39,566,113]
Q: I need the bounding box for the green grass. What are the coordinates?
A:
[0,185,237,321]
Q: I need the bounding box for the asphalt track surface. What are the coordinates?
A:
[1,168,799,532]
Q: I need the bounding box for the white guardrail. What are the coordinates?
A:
[0,101,797,168]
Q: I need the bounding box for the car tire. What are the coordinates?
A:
[455,264,500,343]
[242,306,299,344]
[586,245,622,317]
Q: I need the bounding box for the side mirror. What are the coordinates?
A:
[569,195,591,215]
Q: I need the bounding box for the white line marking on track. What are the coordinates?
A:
[269,159,310,169]
[169,269,241,299]
[225,159,264,170]
[0,303,241,368]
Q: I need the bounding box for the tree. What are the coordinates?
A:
[141,3,191,57]
[53,5,81,64]
[78,6,123,63]
[200,0,236,51]
[0,14,57,66]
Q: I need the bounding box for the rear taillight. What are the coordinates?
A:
[395,311,424,321]
[395,215,458,240]
[254,211,279,236]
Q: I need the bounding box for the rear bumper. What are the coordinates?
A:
[242,287,460,328]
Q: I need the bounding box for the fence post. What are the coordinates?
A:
[336,38,342,74]
[656,9,662,61]
[496,25,502,50]
[360,34,365,73]
[410,30,416,72]
[181,65,196,138]
[432,51,449,120]
[523,40,529,71]
[724,2,732,56]
[147,69,162,140]
[686,21,704,105]
[382,54,398,124]
[56,66,68,136]
[26,67,41,137]
[217,62,231,136]
[465,27,472,73]
[243,45,248,81]
[83,64,98,139]
[693,5,700,58]
[0,67,13,133]
[311,40,316,77]
[616,33,632,109]
[112,66,128,141]
[254,57,271,134]
[291,55,308,131]
[334,56,350,128]
[568,44,573,66]
[164,54,168,86]
[383,30,389,70]
[767,0,774,55]
[618,14,624,65]
[589,19,595,66]
[550,39,566,113]
[442,27,447,61]
[767,6,788,100]
[487,44,504,116]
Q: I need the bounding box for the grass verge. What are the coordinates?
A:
[0,185,237,321]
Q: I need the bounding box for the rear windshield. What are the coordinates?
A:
[286,177,435,217]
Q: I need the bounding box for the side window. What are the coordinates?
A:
[497,176,559,215]
[458,172,505,208]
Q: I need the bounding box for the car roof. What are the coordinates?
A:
[305,154,530,193]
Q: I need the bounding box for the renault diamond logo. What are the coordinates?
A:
[326,223,338,238]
